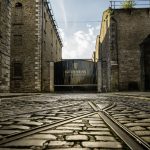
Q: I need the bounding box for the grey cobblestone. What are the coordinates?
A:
[56,126,82,130]
[135,119,150,123]
[25,133,57,140]
[95,136,116,141]
[17,121,43,126]
[0,94,149,149]
[82,141,122,148]
[129,126,146,131]
[89,123,106,127]
[3,139,46,147]
[66,135,89,141]
[48,141,74,147]
[125,123,150,127]
[134,131,150,136]
[87,127,109,131]
[141,137,150,143]
[63,123,85,127]
[0,130,20,135]
[2,125,30,130]
[0,121,14,125]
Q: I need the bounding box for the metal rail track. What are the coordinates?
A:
[0,112,96,145]
[88,101,150,150]
[0,101,149,150]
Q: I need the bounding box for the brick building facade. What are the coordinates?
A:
[10,0,62,92]
[0,0,12,92]
[97,8,150,92]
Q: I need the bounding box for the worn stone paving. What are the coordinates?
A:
[94,95,150,144]
[0,93,149,149]
[0,101,93,139]
[0,114,126,150]
[107,104,150,143]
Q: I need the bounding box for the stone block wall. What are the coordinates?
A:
[10,0,62,92]
[10,0,41,92]
[98,8,150,92]
[0,0,11,92]
[41,2,62,92]
[98,10,112,92]
[114,9,150,91]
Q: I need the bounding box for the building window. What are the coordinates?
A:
[12,62,23,80]
[6,0,11,4]
[44,12,46,33]
[14,2,23,24]
[14,35,22,46]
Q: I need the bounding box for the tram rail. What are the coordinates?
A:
[89,101,150,150]
[0,101,149,149]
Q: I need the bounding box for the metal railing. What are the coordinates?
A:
[110,0,150,9]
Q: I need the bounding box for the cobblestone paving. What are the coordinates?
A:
[0,93,150,149]
[0,114,126,149]
[107,104,150,143]
[0,101,93,139]
[94,95,150,144]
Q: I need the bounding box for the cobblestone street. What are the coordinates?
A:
[0,93,149,150]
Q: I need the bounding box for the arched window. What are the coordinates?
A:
[14,2,23,24]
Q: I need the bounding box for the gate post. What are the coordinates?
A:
[49,61,54,92]
[97,61,102,92]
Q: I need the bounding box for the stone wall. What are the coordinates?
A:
[98,8,150,91]
[10,0,62,92]
[0,0,11,92]
[10,0,40,92]
[95,35,100,62]
[41,2,62,92]
[99,10,111,92]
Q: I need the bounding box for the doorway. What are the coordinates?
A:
[141,35,150,91]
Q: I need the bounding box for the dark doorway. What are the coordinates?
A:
[141,35,150,91]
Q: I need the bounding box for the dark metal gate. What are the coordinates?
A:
[54,59,97,91]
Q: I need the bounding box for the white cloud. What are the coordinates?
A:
[61,25,98,59]
[96,25,100,30]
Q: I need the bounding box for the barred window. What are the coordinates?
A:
[14,2,23,24]
[14,35,22,46]
[12,62,23,79]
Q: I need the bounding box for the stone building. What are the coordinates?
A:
[0,0,12,92]
[10,0,62,92]
[97,8,150,92]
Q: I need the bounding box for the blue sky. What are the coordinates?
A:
[50,0,110,59]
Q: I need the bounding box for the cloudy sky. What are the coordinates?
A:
[50,0,109,59]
